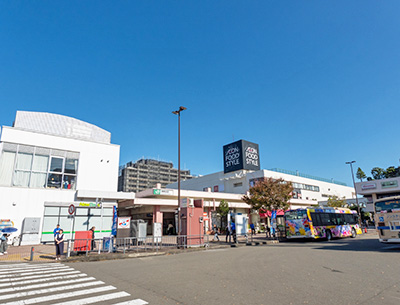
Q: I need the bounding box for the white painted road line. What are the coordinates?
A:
[0,264,29,268]
[0,267,74,278]
[0,263,61,271]
[0,285,116,305]
[0,263,60,271]
[112,299,149,305]
[0,264,68,275]
[51,291,131,305]
[0,276,95,293]
[0,270,81,284]
[0,280,104,300]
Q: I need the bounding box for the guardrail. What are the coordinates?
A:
[0,232,279,262]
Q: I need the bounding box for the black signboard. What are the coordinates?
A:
[223,140,260,173]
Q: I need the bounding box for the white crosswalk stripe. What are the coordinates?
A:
[0,263,149,305]
[0,270,82,283]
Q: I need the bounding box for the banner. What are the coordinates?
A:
[111,206,117,236]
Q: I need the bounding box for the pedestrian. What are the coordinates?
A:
[225,224,231,243]
[213,225,220,241]
[53,224,60,236]
[231,221,236,243]
[250,223,256,235]
[0,234,9,255]
[167,222,174,235]
[55,229,65,260]
[90,226,96,250]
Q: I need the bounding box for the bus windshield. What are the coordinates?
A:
[375,200,400,213]
[285,210,307,220]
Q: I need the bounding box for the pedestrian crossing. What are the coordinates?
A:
[0,263,148,305]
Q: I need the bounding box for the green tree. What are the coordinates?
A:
[356,167,366,182]
[327,196,347,208]
[242,178,294,212]
[217,200,229,229]
[384,166,397,178]
[371,167,385,180]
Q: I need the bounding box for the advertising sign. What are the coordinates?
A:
[117,217,131,229]
[223,140,260,173]
[381,180,398,189]
[361,183,377,190]
[111,206,117,236]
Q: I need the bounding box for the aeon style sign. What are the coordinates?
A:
[223,140,260,173]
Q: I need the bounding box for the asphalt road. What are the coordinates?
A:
[69,235,400,305]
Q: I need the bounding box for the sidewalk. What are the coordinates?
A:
[0,243,56,263]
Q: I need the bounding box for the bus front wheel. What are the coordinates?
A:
[326,230,332,241]
[351,228,356,238]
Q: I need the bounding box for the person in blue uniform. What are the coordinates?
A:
[55,229,65,260]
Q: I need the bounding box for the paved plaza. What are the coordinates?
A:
[1,234,399,305]
[67,234,399,305]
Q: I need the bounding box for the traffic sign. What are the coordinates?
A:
[68,204,76,215]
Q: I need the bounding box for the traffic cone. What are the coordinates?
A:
[364,227,367,233]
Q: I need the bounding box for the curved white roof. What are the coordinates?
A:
[14,111,111,144]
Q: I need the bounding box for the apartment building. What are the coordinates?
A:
[118,158,193,193]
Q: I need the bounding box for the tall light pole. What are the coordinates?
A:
[172,106,187,235]
[346,161,361,225]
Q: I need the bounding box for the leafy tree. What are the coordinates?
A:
[371,167,385,180]
[384,166,397,178]
[327,196,347,208]
[217,200,229,229]
[356,167,366,182]
[242,177,294,212]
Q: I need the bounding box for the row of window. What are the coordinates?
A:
[310,213,358,226]
[0,144,79,190]
[292,182,320,192]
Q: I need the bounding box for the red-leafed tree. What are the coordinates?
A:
[242,177,293,212]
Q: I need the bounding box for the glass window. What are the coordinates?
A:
[44,206,60,215]
[49,157,63,173]
[32,155,49,172]
[0,151,16,186]
[65,159,78,174]
[63,175,76,190]
[47,173,62,188]
[320,214,332,226]
[30,172,47,188]
[310,213,321,226]
[13,171,31,187]
[16,153,33,171]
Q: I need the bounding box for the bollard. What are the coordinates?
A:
[30,247,34,261]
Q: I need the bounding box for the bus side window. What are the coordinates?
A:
[311,213,321,226]
[329,213,338,225]
[320,214,331,226]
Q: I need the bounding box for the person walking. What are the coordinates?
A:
[250,223,256,235]
[90,226,96,250]
[0,234,9,255]
[225,224,231,243]
[55,229,65,260]
[231,221,236,243]
[213,225,220,241]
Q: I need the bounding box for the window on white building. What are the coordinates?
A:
[0,143,79,190]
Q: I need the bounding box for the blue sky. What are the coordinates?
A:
[1,1,400,186]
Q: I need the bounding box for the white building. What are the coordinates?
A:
[0,111,133,244]
[168,168,356,210]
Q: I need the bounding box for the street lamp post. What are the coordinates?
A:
[346,161,361,225]
[172,106,187,235]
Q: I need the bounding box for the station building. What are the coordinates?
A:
[0,111,133,244]
[355,176,400,212]
[167,139,357,228]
